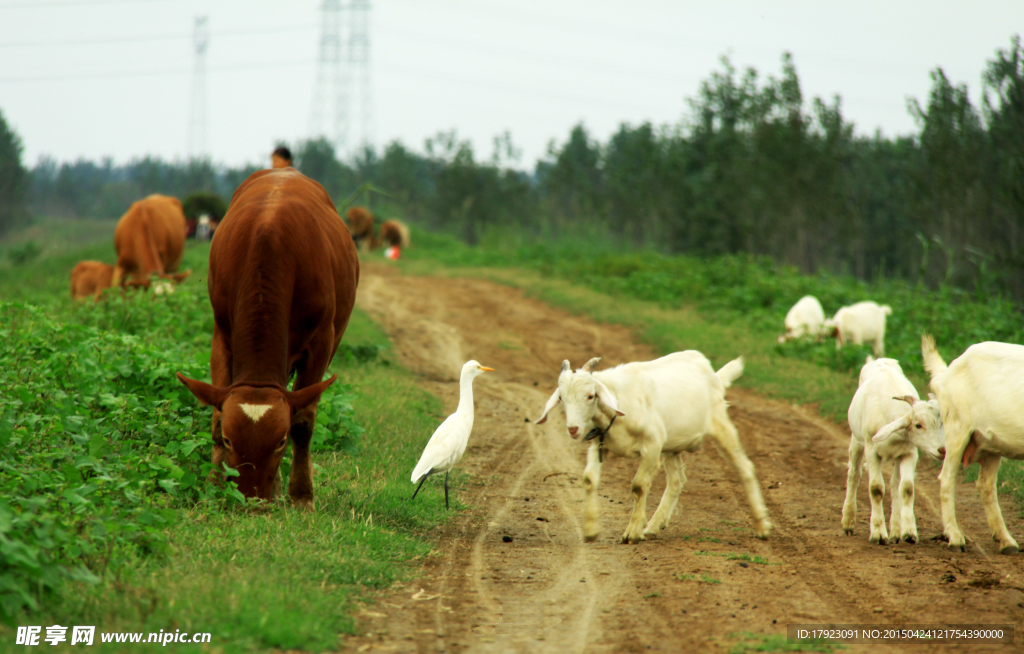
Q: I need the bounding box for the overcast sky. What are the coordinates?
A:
[0,0,1020,170]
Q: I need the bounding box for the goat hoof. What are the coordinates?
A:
[584,533,599,543]
[903,534,917,545]
[999,543,1019,555]
[843,528,854,536]
[931,533,949,542]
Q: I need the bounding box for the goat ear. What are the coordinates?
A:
[286,374,337,413]
[582,357,601,373]
[535,388,561,425]
[865,355,875,364]
[561,360,571,373]
[892,395,918,406]
[177,373,230,410]
[872,412,912,443]
[594,379,625,417]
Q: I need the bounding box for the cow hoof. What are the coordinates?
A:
[292,497,315,511]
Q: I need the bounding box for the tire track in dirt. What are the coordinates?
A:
[341,263,1024,653]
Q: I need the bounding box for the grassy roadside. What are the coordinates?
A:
[392,230,1024,508]
[0,226,451,652]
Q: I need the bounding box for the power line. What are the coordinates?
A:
[0,58,313,83]
[0,0,182,9]
[0,23,315,47]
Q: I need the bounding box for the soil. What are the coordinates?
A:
[341,262,1024,653]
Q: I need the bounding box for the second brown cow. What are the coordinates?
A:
[176,169,360,508]
[113,194,191,289]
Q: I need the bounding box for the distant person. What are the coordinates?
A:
[271,146,293,169]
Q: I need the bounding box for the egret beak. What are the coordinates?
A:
[478,366,495,372]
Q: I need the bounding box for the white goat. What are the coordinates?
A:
[923,334,1024,554]
[823,301,892,356]
[778,295,826,343]
[535,353,771,544]
[842,356,944,544]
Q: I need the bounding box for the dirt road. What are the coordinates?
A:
[343,263,1023,653]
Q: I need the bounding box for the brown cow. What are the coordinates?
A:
[112,194,192,289]
[376,219,410,249]
[70,260,114,301]
[344,206,375,252]
[176,169,359,508]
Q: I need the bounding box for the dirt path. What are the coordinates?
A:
[342,263,1024,653]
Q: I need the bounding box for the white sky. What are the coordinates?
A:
[0,0,1020,170]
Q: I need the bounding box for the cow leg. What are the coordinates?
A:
[710,411,770,539]
[841,438,865,534]
[287,338,334,511]
[644,453,687,538]
[622,444,661,544]
[582,443,602,542]
[897,451,918,544]
[976,453,1018,554]
[209,327,232,482]
[865,447,888,544]
[938,420,972,551]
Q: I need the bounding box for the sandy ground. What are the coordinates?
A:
[339,262,1024,653]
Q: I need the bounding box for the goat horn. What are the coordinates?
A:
[561,360,571,373]
[583,357,602,373]
[892,395,917,405]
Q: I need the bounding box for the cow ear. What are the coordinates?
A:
[177,373,230,410]
[535,388,561,425]
[286,374,337,413]
[170,270,192,283]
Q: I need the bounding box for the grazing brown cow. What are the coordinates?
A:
[376,219,410,249]
[344,206,375,251]
[112,194,191,289]
[70,260,114,301]
[176,169,360,508]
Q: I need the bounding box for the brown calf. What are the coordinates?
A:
[377,219,410,249]
[176,169,360,508]
[70,261,115,301]
[344,206,375,251]
[113,194,191,289]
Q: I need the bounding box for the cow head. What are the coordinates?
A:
[176,373,336,499]
[534,358,625,439]
[871,394,945,459]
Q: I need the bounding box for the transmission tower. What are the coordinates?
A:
[187,15,209,160]
[308,0,372,158]
[349,0,372,153]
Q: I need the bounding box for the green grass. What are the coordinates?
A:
[694,551,771,565]
[0,222,452,652]
[728,632,845,653]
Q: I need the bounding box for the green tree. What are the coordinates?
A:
[0,109,28,235]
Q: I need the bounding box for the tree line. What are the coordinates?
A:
[1,36,1021,298]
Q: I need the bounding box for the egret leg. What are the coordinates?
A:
[411,471,431,501]
[445,471,450,510]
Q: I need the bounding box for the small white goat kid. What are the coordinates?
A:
[535,353,771,544]
[778,295,826,343]
[823,301,892,356]
[842,356,944,544]
[923,335,1024,554]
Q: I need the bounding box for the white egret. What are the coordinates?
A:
[411,360,494,508]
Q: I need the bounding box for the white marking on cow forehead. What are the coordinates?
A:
[239,403,272,422]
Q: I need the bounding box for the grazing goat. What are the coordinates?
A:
[535,353,770,544]
[842,356,944,545]
[823,301,892,356]
[778,295,826,343]
[923,334,1024,554]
